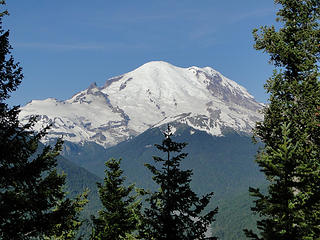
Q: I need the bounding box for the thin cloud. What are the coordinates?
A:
[15,42,106,51]
[14,42,150,52]
[187,7,275,46]
[228,8,276,24]
[89,8,201,30]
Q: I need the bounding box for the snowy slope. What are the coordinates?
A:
[19,61,263,147]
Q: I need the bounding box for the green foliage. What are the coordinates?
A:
[56,156,102,221]
[213,185,268,240]
[68,127,264,200]
[44,191,89,240]
[141,125,218,240]
[91,158,141,240]
[0,3,87,239]
[62,126,264,238]
[0,1,7,17]
[245,0,320,239]
[52,155,103,239]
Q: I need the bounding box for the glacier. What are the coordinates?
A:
[19,61,263,147]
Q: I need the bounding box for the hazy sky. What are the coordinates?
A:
[4,1,279,106]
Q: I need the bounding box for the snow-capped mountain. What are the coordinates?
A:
[19,61,263,147]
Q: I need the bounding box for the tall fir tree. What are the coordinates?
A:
[91,158,141,240]
[0,2,87,239]
[244,0,320,239]
[140,125,218,240]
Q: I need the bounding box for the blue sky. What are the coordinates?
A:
[4,1,278,106]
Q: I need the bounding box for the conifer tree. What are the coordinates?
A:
[244,0,320,239]
[44,191,89,240]
[140,125,218,240]
[91,158,141,240]
[0,2,87,239]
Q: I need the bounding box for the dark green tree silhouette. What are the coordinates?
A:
[91,158,141,240]
[244,0,320,239]
[0,2,87,239]
[141,125,218,240]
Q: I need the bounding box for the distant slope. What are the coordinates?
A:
[60,124,266,238]
[56,153,264,240]
[56,156,103,237]
[62,125,264,199]
[57,150,266,240]
[214,190,258,239]
[56,156,101,216]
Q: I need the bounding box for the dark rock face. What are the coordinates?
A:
[190,68,261,112]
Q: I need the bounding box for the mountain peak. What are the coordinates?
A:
[20,62,263,147]
[88,82,98,90]
[138,60,175,69]
[126,61,182,80]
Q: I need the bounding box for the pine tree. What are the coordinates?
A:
[140,125,218,240]
[244,0,320,239]
[0,2,87,239]
[91,158,141,240]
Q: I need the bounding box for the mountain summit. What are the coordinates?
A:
[19,61,263,147]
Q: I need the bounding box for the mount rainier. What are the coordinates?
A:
[19,61,263,147]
